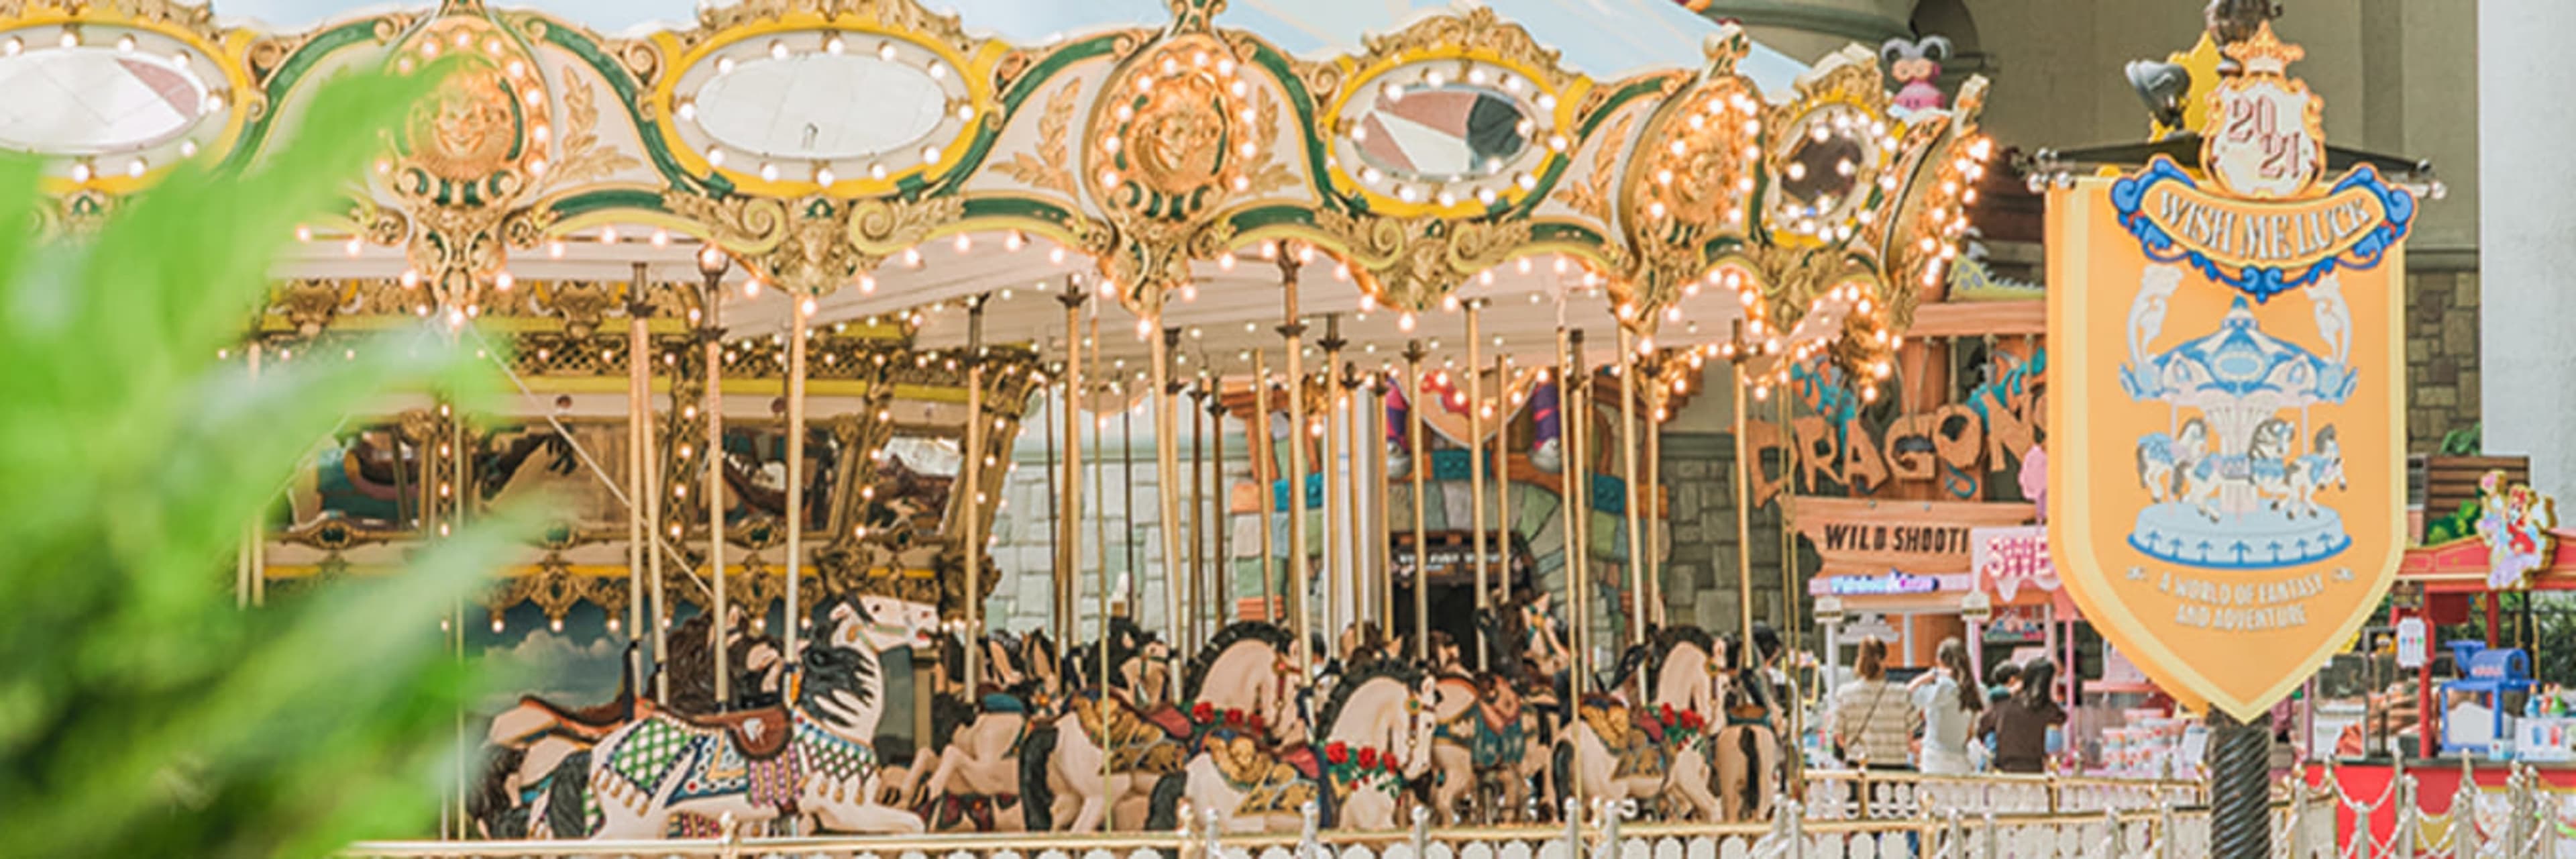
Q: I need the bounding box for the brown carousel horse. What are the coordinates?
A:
[913,629,1063,831]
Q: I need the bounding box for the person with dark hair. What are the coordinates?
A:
[1908,638,1981,774]
[1988,657,2068,774]
[1976,662,2022,748]
[1831,636,1912,768]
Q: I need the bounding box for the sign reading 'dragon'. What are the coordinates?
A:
[2047,23,2414,719]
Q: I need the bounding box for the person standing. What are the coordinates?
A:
[1830,636,1912,769]
[1908,638,1982,774]
[1989,657,2069,774]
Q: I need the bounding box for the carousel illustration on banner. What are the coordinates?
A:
[2047,22,2413,721]
[15,0,2026,840]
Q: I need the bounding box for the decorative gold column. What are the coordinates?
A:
[1371,370,1395,628]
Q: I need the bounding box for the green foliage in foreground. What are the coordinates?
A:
[0,68,525,858]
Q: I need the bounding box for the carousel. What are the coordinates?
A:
[2,0,2251,849]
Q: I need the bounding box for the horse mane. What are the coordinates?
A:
[1646,625,1716,686]
[1317,661,1425,736]
[1182,621,1293,702]
[796,594,880,723]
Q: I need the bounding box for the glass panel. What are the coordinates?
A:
[0,47,206,154]
[1352,84,1531,180]
[694,53,948,159]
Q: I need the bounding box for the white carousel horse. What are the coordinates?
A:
[1149,663,1443,833]
[1029,621,1298,832]
[531,592,937,838]
[1553,629,1725,821]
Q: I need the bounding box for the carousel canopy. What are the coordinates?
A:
[13,0,1988,396]
[211,0,1814,87]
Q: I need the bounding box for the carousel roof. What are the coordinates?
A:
[11,0,1989,398]
[210,0,1814,87]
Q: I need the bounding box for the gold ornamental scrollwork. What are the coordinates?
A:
[1315,211,1529,312]
[996,78,1085,199]
[659,191,792,254]
[1617,28,1762,308]
[687,0,982,60]
[1350,6,1578,98]
[1081,30,1289,304]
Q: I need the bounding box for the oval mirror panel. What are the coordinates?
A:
[1778,132,1864,210]
[694,53,947,160]
[0,47,206,154]
[1351,84,1530,181]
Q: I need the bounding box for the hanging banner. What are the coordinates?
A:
[2046,23,2414,719]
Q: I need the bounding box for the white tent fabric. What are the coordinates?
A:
[209,0,1809,89]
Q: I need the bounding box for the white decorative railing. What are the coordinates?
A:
[346,791,2348,859]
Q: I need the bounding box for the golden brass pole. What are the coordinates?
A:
[1319,315,1346,639]
[627,266,651,677]
[1733,359,1756,650]
[1251,350,1278,623]
[962,297,986,685]
[241,341,264,608]
[1403,340,1430,662]
[1466,305,1489,670]
[700,265,729,710]
[1616,325,1645,645]
[1644,357,1666,629]
[786,288,810,662]
[1208,386,1231,628]
[1371,371,1395,629]
[1057,279,1086,644]
[1277,253,1312,678]
[1152,322,1187,655]
[1188,381,1207,651]
[1556,327,1576,680]
[646,326,667,703]
[1552,327,1584,812]
[1494,354,1511,613]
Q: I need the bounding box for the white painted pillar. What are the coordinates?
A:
[2481,1,2576,497]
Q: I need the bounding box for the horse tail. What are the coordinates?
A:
[1550,738,1573,819]
[1144,770,1189,831]
[545,749,592,839]
[1020,726,1059,831]
[1733,726,1764,816]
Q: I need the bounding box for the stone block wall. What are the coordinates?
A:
[1656,432,1796,638]
[2407,266,2482,452]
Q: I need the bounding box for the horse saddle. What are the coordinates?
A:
[523,691,635,742]
[1278,743,1320,782]
[674,706,794,759]
[1138,704,1193,740]
[1629,709,1668,746]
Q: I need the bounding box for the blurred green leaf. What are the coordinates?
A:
[0,64,528,858]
